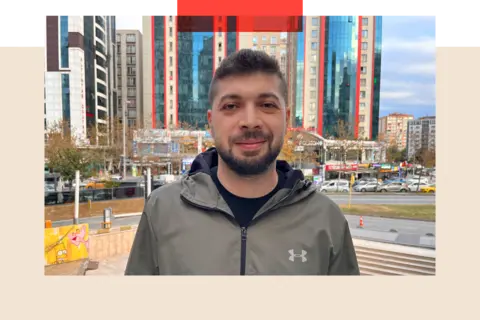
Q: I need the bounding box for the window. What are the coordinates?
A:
[270,46,276,54]
[253,36,257,43]
[310,66,316,74]
[308,115,316,122]
[271,36,277,44]
[127,66,136,75]
[126,45,136,54]
[169,16,173,22]
[127,87,136,97]
[362,18,368,26]
[126,34,136,42]
[169,41,173,52]
[128,109,137,118]
[169,27,173,37]
[361,54,367,62]
[262,36,267,41]
[310,91,316,99]
[362,30,368,38]
[218,42,222,52]
[127,56,136,64]
[362,42,368,50]
[218,57,221,63]
[170,114,173,125]
[169,56,173,66]
[312,30,318,38]
[359,115,365,122]
[127,77,136,86]
[262,46,267,51]
[170,100,173,109]
[169,85,173,94]
[169,70,173,79]
[128,119,136,127]
[311,42,318,50]
[360,79,366,86]
[280,49,287,56]
[309,102,315,111]
[360,91,366,98]
[361,66,367,74]
[310,78,316,87]
[312,18,319,26]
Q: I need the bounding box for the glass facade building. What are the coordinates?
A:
[295,18,305,127]
[153,16,166,128]
[321,16,360,137]
[371,17,382,140]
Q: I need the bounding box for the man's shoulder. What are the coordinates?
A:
[148,179,183,201]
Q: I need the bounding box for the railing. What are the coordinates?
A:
[44,186,145,206]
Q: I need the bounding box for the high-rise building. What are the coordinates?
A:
[378,113,414,150]
[44,16,117,145]
[142,16,239,130]
[116,30,143,128]
[289,16,382,140]
[407,116,436,160]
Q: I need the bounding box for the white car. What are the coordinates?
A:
[319,180,349,193]
[408,182,429,192]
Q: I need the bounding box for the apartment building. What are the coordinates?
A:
[45,16,117,145]
[407,116,436,160]
[142,16,238,129]
[116,30,143,128]
[379,112,414,149]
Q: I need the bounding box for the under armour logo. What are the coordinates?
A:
[288,249,307,262]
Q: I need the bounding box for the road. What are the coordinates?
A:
[53,197,436,249]
[327,193,435,205]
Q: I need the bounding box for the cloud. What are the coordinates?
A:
[382,37,436,55]
[399,62,436,75]
[380,79,435,106]
[381,91,415,99]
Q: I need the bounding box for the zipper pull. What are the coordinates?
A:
[241,227,247,240]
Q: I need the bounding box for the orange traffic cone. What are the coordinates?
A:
[359,216,364,228]
[45,220,52,228]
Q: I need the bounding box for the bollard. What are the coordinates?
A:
[102,207,112,229]
[45,220,52,228]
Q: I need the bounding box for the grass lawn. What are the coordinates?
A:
[340,204,436,222]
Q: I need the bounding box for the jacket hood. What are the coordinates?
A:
[188,147,307,189]
[180,148,315,212]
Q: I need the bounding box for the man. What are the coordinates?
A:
[125,49,360,275]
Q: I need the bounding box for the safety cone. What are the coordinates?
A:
[359,216,364,228]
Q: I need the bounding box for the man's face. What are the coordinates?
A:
[208,72,289,176]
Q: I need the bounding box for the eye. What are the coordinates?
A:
[261,102,277,109]
[221,103,237,110]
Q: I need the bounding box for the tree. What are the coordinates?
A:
[279,130,296,164]
[327,119,359,164]
[414,147,435,168]
[45,120,94,181]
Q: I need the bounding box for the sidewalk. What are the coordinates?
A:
[85,254,129,276]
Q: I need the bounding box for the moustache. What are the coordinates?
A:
[231,131,271,143]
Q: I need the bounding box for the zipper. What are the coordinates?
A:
[240,227,248,275]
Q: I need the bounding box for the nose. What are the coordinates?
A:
[238,103,262,129]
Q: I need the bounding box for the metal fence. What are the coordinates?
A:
[44,186,145,206]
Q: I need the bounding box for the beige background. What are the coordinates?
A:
[0,46,477,319]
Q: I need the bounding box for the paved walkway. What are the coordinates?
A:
[85,254,129,276]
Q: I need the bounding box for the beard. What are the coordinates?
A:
[214,129,283,176]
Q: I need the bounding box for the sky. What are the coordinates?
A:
[116,16,436,119]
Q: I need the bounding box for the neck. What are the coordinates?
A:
[216,160,278,198]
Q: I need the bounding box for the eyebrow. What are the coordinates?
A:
[218,92,281,104]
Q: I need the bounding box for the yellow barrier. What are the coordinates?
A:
[44,224,90,266]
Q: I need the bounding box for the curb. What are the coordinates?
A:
[113,212,142,218]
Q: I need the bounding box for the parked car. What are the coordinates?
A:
[376,181,409,193]
[319,180,349,193]
[421,184,436,193]
[408,182,429,192]
[354,182,379,192]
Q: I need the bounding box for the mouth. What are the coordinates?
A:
[235,139,266,151]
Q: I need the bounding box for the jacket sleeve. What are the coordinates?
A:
[124,208,159,275]
[328,220,360,275]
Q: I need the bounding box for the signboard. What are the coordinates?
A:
[325,164,358,172]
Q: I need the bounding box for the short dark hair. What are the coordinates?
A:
[208,49,288,105]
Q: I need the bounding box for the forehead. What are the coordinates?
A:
[213,73,284,103]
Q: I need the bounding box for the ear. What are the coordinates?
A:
[286,107,291,127]
[207,109,213,136]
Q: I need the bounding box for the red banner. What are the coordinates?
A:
[325,164,358,172]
